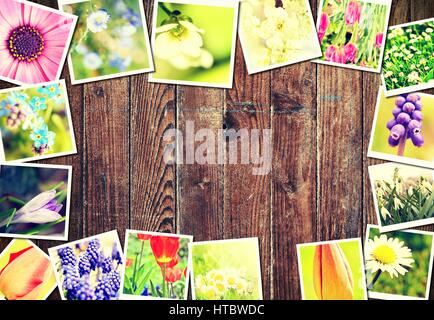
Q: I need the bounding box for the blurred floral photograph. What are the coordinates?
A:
[382,18,434,96]
[239,0,321,74]
[121,231,192,300]
[190,238,262,300]
[296,239,367,300]
[0,81,76,162]
[0,0,77,85]
[368,88,434,169]
[315,0,391,72]
[365,225,434,300]
[0,163,71,240]
[60,0,154,84]
[48,230,124,300]
[149,0,238,88]
[369,163,434,232]
[0,239,56,300]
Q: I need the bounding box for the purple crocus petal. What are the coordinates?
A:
[410,132,424,147]
[42,199,63,213]
[408,119,421,131]
[396,112,411,125]
[386,119,397,130]
[415,101,422,111]
[406,93,420,103]
[395,96,406,107]
[392,107,402,118]
[402,102,415,114]
[15,190,56,215]
[390,124,406,140]
[412,110,423,121]
[388,135,400,146]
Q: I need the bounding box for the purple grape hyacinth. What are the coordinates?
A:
[387,93,424,155]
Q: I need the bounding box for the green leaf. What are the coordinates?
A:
[5,208,17,229]
[419,191,434,218]
[22,217,66,235]
[134,267,154,295]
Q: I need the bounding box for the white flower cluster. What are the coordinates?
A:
[240,0,313,68]
[195,268,253,299]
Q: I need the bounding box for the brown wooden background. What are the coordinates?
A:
[0,0,433,300]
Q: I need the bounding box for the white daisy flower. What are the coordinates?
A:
[365,234,414,278]
[83,52,103,70]
[87,9,111,33]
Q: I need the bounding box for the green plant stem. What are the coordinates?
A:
[159,3,173,17]
[5,208,16,230]
[368,270,382,289]
[6,196,26,206]
[162,263,167,298]
[132,253,139,291]
[49,181,64,191]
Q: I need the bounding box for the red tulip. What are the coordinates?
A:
[345,1,362,25]
[126,258,133,268]
[375,32,384,48]
[150,236,179,265]
[318,13,329,42]
[158,253,179,269]
[165,268,183,283]
[344,43,358,63]
[137,233,152,241]
[0,246,53,300]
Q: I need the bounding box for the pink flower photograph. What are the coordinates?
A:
[0,0,77,85]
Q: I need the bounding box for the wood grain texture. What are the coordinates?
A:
[1,0,434,301]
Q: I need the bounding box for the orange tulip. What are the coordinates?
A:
[150,236,179,265]
[313,244,354,300]
[126,258,134,268]
[0,246,53,300]
[165,268,183,283]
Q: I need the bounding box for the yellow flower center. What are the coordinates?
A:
[373,244,397,264]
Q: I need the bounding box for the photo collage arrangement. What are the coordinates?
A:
[0,0,434,300]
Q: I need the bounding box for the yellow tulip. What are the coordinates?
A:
[0,246,53,300]
[313,244,354,300]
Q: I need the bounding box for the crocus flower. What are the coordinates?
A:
[313,244,354,300]
[0,190,63,228]
[0,246,54,300]
[0,1,76,84]
[150,236,179,265]
[318,13,329,42]
[344,43,357,63]
[165,268,183,283]
[345,1,362,25]
[375,32,384,48]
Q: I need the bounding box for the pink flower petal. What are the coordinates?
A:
[0,51,15,77]
[0,0,21,28]
[43,23,73,43]
[42,46,64,63]
[36,55,59,81]
[16,61,51,84]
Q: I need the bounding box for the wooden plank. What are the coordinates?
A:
[269,0,319,300]
[129,0,176,233]
[224,38,272,298]
[82,79,130,241]
[176,87,224,240]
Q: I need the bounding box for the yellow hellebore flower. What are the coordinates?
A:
[313,244,354,300]
[155,21,213,70]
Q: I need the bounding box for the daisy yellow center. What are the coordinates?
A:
[373,244,397,264]
[35,134,41,139]
[8,25,45,62]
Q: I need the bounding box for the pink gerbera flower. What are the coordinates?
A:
[0,0,76,84]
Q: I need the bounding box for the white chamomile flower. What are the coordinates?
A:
[257,7,296,40]
[155,20,213,70]
[83,52,103,70]
[87,9,111,33]
[365,234,414,278]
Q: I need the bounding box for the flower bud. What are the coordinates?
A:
[414,101,422,111]
[408,119,421,131]
[386,119,397,130]
[411,110,423,121]
[392,107,402,118]
[406,93,420,103]
[390,124,406,140]
[410,132,424,147]
[396,112,411,125]
[402,102,415,113]
[395,96,406,107]
[388,135,400,146]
